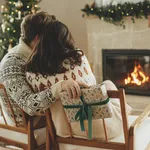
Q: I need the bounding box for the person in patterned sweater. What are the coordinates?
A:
[0,12,91,127]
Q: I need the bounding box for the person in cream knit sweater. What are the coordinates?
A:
[0,12,91,127]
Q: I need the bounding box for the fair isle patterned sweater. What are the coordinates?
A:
[26,55,96,93]
[0,38,96,127]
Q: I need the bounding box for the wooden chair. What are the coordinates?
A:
[0,84,47,150]
[45,89,150,150]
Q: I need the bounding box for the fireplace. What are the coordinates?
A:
[102,49,150,96]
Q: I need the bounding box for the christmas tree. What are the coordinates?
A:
[0,0,42,61]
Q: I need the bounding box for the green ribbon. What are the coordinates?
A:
[63,96,110,140]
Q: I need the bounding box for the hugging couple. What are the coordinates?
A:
[0,11,131,140]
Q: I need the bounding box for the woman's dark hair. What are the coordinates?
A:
[23,11,83,75]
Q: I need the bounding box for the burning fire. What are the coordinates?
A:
[124,63,149,86]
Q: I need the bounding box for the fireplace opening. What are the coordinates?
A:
[102,49,150,96]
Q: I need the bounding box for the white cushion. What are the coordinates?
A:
[59,116,150,150]
[0,116,46,146]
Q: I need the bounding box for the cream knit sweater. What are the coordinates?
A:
[0,38,68,126]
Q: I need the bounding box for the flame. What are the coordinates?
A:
[124,63,149,86]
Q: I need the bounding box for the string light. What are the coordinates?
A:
[27,6,30,8]
[34,5,38,7]
[11,12,14,15]
[1,5,4,13]
[9,2,12,4]
[13,30,16,33]
[7,28,10,31]
[82,0,150,28]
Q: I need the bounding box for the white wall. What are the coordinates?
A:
[0,0,4,5]
[40,0,93,55]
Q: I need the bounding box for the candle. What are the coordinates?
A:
[1,5,4,13]
[31,7,36,14]
[18,11,21,19]
[1,24,5,33]
[8,43,12,50]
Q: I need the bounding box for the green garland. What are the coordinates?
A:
[81,0,150,28]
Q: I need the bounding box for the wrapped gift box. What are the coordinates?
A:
[60,84,113,123]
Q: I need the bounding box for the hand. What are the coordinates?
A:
[61,80,89,99]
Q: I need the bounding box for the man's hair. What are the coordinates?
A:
[23,12,83,75]
[21,11,56,45]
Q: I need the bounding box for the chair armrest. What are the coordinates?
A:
[129,104,150,136]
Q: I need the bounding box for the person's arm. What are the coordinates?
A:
[0,61,62,116]
[1,65,86,116]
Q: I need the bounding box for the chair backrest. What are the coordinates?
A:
[0,84,28,127]
[0,84,45,150]
[46,89,129,150]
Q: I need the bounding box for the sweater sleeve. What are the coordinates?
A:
[81,55,97,85]
[0,55,62,116]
